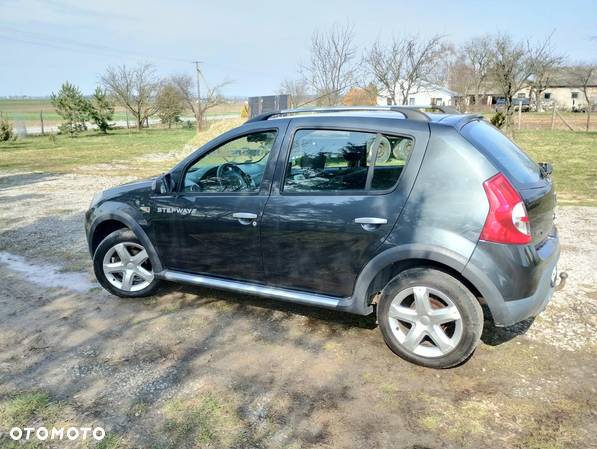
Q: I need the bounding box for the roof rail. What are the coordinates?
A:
[404,104,462,114]
[245,106,432,123]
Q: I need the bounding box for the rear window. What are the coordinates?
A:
[461,120,542,187]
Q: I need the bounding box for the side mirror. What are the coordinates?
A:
[539,162,553,177]
[152,173,173,194]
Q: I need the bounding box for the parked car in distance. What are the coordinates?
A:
[85,106,561,368]
[496,97,532,112]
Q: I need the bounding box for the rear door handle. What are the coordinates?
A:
[354,217,387,231]
[233,212,258,226]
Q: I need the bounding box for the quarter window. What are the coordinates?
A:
[283,129,413,193]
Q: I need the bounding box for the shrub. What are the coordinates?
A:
[240,103,249,118]
[490,111,506,128]
[0,115,15,142]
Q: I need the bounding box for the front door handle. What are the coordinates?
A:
[354,217,387,231]
[233,212,258,226]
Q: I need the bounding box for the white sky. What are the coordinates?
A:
[0,0,595,96]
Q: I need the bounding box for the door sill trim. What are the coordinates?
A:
[158,270,349,310]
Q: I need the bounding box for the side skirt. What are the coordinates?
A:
[156,270,369,314]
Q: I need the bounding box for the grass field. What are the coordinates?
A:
[0,98,243,128]
[0,120,595,205]
[514,130,597,206]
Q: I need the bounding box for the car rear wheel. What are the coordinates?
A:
[93,229,161,298]
[378,267,483,368]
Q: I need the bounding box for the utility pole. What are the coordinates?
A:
[192,60,203,131]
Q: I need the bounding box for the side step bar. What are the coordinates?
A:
[158,270,348,310]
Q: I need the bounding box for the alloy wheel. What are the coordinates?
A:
[387,286,463,358]
[102,242,154,292]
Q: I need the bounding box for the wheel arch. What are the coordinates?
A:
[91,219,128,254]
[88,202,163,273]
[352,245,484,315]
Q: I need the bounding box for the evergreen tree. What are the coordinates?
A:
[88,87,114,133]
[50,82,89,137]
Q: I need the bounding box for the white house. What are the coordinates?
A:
[377,81,459,107]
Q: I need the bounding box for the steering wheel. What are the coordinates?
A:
[216,163,251,191]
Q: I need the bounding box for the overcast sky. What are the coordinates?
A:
[0,0,595,97]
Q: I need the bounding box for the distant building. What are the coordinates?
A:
[377,81,458,107]
[513,71,597,111]
[459,68,597,112]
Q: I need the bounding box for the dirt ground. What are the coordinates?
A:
[0,170,595,449]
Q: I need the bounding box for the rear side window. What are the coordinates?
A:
[283,129,413,193]
[461,121,542,187]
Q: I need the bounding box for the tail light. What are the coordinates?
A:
[480,173,531,245]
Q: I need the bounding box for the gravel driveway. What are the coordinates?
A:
[0,171,595,449]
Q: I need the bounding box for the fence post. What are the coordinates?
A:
[551,104,556,130]
[40,110,45,136]
[555,108,575,131]
[518,100,522,130]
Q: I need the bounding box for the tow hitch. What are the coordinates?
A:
[555,271,568,291]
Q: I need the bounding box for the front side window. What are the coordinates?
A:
[283,129,413,193]
[183,131,276,193]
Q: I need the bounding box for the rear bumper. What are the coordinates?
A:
[462,228,560,327]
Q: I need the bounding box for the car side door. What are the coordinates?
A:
[151,122,287,282]
[259,117,429,297]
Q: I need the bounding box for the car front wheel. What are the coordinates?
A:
[377,267,483,368]
[93,229,161,298]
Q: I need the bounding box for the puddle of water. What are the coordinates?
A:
[0,251,94,292]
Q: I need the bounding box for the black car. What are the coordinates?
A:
[85,106,560,368]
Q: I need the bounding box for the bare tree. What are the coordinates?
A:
[365,34,445,105]
[278,79,310,106]
[101,63,159,130]
[458,36,493,108]
[302,23,356,106]
[572,63,597,130]
[170,74,227,131]
[528,33,563,112]
[489,34,537,130]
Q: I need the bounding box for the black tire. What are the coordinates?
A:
[377,267,483,369]
[93,229,162,298]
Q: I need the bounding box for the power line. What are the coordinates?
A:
[0,28,189,64]
[0,26,270,78]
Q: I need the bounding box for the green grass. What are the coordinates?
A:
[0,392,52,426]
[0,127,196,174]
[94,433,121,449]
[0,391,64,448]
[0,98,243,127]
[513,130,597,206]
[163,392,242,448]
